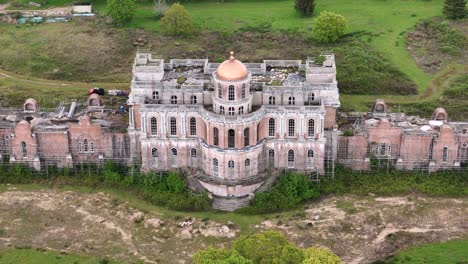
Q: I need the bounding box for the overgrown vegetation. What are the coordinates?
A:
[429,19,466,55]
[442,73,468,99]
[194,231,342,264]
[334,39,418,95]
[0,161,210,211]
[243,167,467,214]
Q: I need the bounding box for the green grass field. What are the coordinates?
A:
[119,0,446,92]
[8,0,446,91]
[380,239,468,264]
[0,248,123,264]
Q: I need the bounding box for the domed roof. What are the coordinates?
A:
[216,52,248,81]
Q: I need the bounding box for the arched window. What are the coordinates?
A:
[288,97,295,105]
[84,139,89,152]
[150,117,157,135]
[308,119,315,137]
[443,146,448,162]
[21,141,27,158]
[171,95,177,104]
[228,160,234,178]
[213,158,219,176]
[307,149,314,167]
[152,148,158,157]
[213,127,219,146]
[218,84,222,99]
[308,93,314,102]
[170,117,177,136]
[171,148,178,167]
[78,141,82,153]
[190,148,197,166]
[380,143,387,156]
[288,149,295,168]
[269,118,275,137]
[269,96,275,105]
[241,84,246,99]
[245,159,251,176]
[90,142,95,153]
[189,117,196,136]
[238,106,244,115]
[220,106,225,115]
[190,95,197,104]
[152,91,159,100]
[268,149,275,167]
[288,119,295,137]
[228,107,234,116]
[228,85,235,101]
[152,148,158,167]
[244,128,249,147]
[228,129,235,148]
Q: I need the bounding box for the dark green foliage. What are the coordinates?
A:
[334,40,418,95]
[0,162,210,212]
[295,0,316,17]
[246,167,467,214]
[317,166,468,197]
[443,74,468,99]
[106,0,136,26]
[250,173,320,213]
[443,0,467,19]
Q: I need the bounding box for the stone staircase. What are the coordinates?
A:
[212,195,250,212]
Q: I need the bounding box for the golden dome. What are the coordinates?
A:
[216,52,248,81]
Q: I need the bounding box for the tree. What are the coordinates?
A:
[302,248,342,264]
[106,0,136,27]
[233,231,304,263]
[193,247,253,264]
[193,231,342,264]
[295,0,316,17]
[443,0,467,19]
[312,11,348,43]
[160,3,193,36]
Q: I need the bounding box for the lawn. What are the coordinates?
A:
[0,248,123,264]
[116,0,446,93]
[381,239,468,263]
[10,0,445,91]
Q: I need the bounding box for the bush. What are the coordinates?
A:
[160,3,193,36]
[312,12,348,43]
[106,0,136,26]
[250,173,320,213]
[295,0,316,17]
[195,231,341,264]
[443,0,467,19]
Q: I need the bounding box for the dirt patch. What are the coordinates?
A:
[0,189,466,263]
[406,18,467,73]
[256,195,467,264]
[0,189,237,263]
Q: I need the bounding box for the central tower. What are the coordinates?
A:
[212,52,253,115]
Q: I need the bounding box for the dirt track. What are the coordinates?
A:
[0,188,466,263]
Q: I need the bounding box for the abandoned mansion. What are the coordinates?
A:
[0,51,467,210]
